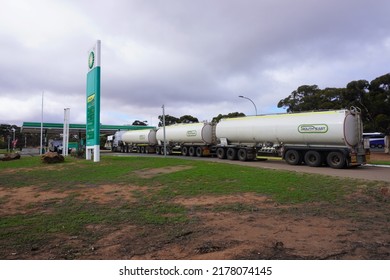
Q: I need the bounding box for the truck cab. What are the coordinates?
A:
[363,132,385,149]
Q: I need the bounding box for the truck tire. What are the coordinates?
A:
[326,151,346,169]
[156,146,161,154]
[189,146,196,157]
[304,150,322,167]
[182,146,189,156]
[196,147,203,157]
[216,147,226,159]
[284,149,301,165]
[237,148,248,161]
[227,148,237,160]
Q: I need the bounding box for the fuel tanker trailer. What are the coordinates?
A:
[121,129,158,153]
[215,107,369,168]
[155,122,214,156]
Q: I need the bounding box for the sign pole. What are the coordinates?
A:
[162,104,167,157]
[62,108,70,156]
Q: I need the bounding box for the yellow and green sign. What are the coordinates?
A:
[86,40,101,161]
[86,41,100,146]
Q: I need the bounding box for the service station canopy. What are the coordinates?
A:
[21,122,155,136]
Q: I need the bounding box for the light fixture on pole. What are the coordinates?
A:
[238,95,258,116]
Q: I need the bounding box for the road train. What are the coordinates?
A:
[110,107,370,169]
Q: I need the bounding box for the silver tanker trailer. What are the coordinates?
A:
[215,107,369,168]
[121,129,158,153]
[155,122,214,156]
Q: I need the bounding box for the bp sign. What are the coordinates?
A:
[86,40,101,162]
[88,51,95,69]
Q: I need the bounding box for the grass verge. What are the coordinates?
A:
[0,155,389,258]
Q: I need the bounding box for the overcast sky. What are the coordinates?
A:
[1,0,390,127]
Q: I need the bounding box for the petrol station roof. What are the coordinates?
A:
[21,122,155,134]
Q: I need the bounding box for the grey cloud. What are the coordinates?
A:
[1,0,390,125]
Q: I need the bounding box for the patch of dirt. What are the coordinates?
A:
[76,184,145,204]
[173,193,272,207]
[0,186,69,215]
[0,184,145,215]
[134,165,193,178]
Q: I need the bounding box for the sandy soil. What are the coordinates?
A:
[0,153,389,260]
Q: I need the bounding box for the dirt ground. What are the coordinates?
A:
[1,153,389,260]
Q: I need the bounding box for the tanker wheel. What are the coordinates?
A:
[326,151,346,169]
[156,147,161,154]
[182,146,189,156]
[284,149,301,165]
[140,146,145,153]
[189,146,196,157]
[237,148,248,161]
[304,150,322,167]
[216,147,226,159]
[227,148,237,160]
[196,147,203,157]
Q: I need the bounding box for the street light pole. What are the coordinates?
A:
[162,104,167,157]
[11,128,15,152]
[40,91,44,155]
[238,95,258,115]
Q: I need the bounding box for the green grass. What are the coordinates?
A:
[1,156,350,203]
[370,160,390,165]
[155,162,348,202]
[0,155,370,200]
[0,154,388,256]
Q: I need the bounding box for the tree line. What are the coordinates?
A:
[277,73,390,134]
[156,112,245,127]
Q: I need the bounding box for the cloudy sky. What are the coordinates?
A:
[1,0,390,126]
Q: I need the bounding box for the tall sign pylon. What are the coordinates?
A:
[86,40,101,162]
